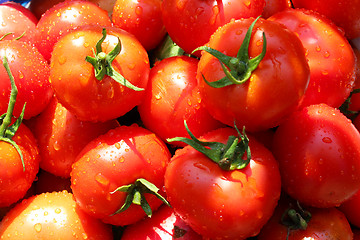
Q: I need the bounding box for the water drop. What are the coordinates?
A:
[34,223,42,232]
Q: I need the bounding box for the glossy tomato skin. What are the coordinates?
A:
[269,8,356,109]
[71,125,171,226]
[0,124,40,208]
[272,104,360,208]
[164,127,281,239]
[262,0,292,18]
[50,25,150,122]
[112,0,166,50]
[162,0,265,56]
[292,0,360,39]
[138,56,224,147]
[0,40,53,119]
[339,189,360,228]
[257,197,353,239]
[0,191,113,240]
[121,205,202,240]
[34,0,112,61]
[25,96,120,178]
[197,18,310,132]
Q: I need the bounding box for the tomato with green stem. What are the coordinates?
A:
[195,17,310,132]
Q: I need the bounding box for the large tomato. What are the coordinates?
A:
[50,25,150,122]
[161,0,265,55]
[196,17,310,132]
[164,127,281,239]
[272,104,360,208]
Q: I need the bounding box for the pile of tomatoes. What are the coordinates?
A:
[1,0,360,239]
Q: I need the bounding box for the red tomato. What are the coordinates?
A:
[121,205,202,240]
[272,104,360,208]
[0,40,53,119]
[0,124,40,208]
[164,127,281,239]
[71,125,171,226]
[269,8,356,109]
[0,2,37,43]
[0,191,113,239]
[33,0,112,61]
[339,189,360,228]
[258,196,353,239]
[196,17,310,132]
[348,48,360,112]
[34,170,72,195]
[291,0,360,39]
[138,55,224,147]
[354,228,360,240]
[161,0,265,55]
[262,0,292,18]
[50,25,149,122]
[25,96,119,177]
[112,0,166,50]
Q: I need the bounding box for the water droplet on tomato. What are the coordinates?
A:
[322,137,332,143]
[135,6,143,16]
[34,223,42,232]
[58,55,67,65]
[243,0,251,8]
[55,208,62,214]
[95,173,110,186]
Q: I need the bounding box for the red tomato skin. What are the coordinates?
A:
[112,0,166,50]
[50,25,150,122]
[164,127,281,239]
[272,104,360,208]
[0,191,113,239]
[197,18,310,132]
[138,56,224,147]
[162,0,265,56]
[348,48,360,112]
[262,0,292,18]
[34,0,112,61]
[258,199,353,239]
[0,40,53,119]
[269,8,356,109]
[25,96,120,178]
[339,189,360,228]
[121,205,203,240]
[34,170,72,195]
[291,0,360,39]
[0,124,40,208]
[71,125,171,226]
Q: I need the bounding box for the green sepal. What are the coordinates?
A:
[339,88,360,116]
[193,16,266,88]
[85,28,144,91]
[167,121,251,171]
[110,178,170,217]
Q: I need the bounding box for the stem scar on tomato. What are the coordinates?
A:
[0,56,26,171]
[193,16,266,88]
[168,121,251,171]
[110,178,171,217]
[85,28,144,91]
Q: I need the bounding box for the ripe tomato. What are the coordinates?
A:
[196,17,310,132]
[261,0,292,18]
[339,189,360,228]
[164,127,281,239]
[161,0,265,55]
[291,0,360,39]
[138,55,224,147]
[0,191,113,239]
[71,125,171,226]
[50,25,150,122]
[0,40,53,119]
[25,96,119,177]
[33,0,112,61]
[112,0,166,50]
[272,104,360,208]
[121,205,202,240]
[34,170,72,195]
[269,8,356,109]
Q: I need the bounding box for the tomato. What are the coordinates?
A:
[50,25,149,122]
[34,170,72,195]
[121,205,202,240]
[164,127,281,239]
[257,196,353,239]
[347,48,360,112]
[138,55,224,147]
[262,0,292,18]
[33,0,112,61]
[0,40,53,119]
[354,228,360,240]
[339,188,360,228]
[25,96,119,177]
[0,2,37,43]
[269,8,356,109]
[112,0,166,50]
[196,17,310,132]
[0,191,113,239]
[161,0,265,56]
[272,104,360,208]
[71,125,171,226]
[291,0,360,39]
